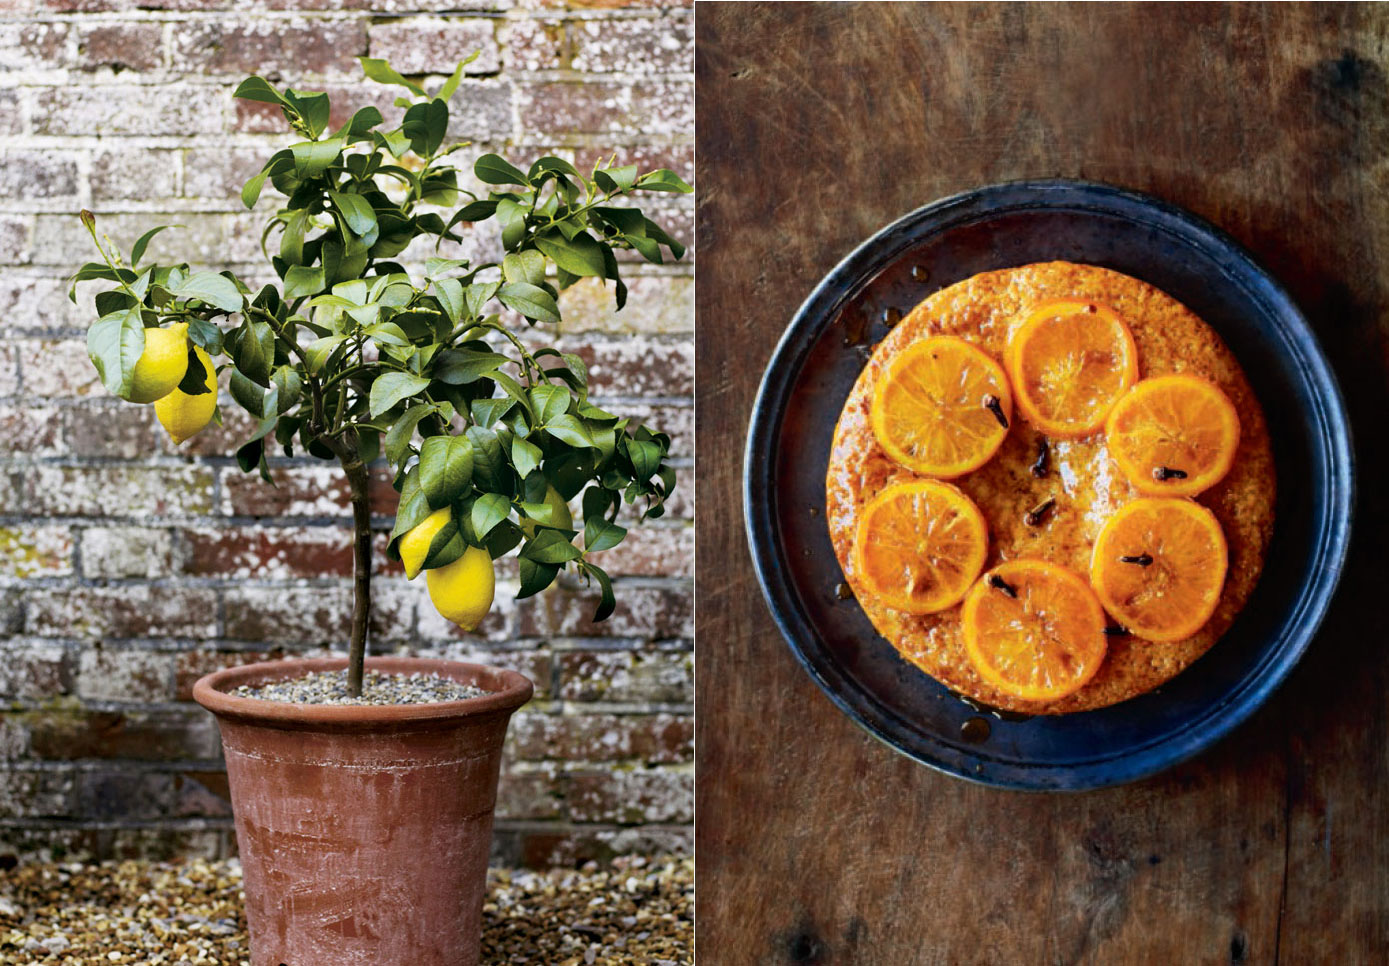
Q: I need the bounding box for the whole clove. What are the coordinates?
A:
[1152,465,1188,481]
[1120,553,1154,566]
[1104,624,1131,637]
[1024,498,1055,527]
[982,394,1009,429]
[1030,437,1049,478]
[988,573,1018,598]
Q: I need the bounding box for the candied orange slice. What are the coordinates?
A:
[852,479,988,614]
[1104,373,1240,497]
[960,559,1107,701]
[869,335,1011,479]
[1004,299,1139,437]
[1090,497,1228,642]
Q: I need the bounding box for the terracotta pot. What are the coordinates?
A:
[193,655,533,966]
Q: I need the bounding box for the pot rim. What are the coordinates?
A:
[192,655,534,728]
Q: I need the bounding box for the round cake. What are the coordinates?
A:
[825,261,1276,714]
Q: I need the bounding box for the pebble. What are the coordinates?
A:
[0,855,692,965]
[229,669,492,706]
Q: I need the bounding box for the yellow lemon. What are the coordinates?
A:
[426,544,495,630]
[399,506,452,581]
[128,323,190,404]
[521,485,573,538]
[154,345,217,444]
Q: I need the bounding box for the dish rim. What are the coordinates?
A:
[742,177,1354,791]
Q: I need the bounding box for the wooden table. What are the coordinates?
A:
[695,4,1388,962]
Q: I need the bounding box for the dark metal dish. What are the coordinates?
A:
[743,180,1353,791]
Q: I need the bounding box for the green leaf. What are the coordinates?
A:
[233,76,288,106]
[529,156,581,181]
[177,345,213,396]
[436,53,479,102]
[584,562,616,621]
[535,231,607,278]
[475,153,529,186]
[595,164,638,193]
[583,514,626,553]
[271,365,302,413]
[503,250,546,287]
[418,434,474,508]
[171,272,243,313]
[511,436,543,478]
[521,529,581,565]
[626,437,663,478]
[448,199,498,228]
[433,347,504,385]
[328,190,378,237]
[383,402,432,465]
[86,308,144,397]
[470,492,510,539]
[339,105,384,138]
[283,265,325,299]
[433,277,466,324]
[187,318,223,355]
[358,57,428,97]
[496,197,527,251]
[498,282,560,323]
[229,369,270,418]
[471,397,514,428]
[305,334,347,375]
[233,320,274,387]
[369,371,431,418]
[402,99,448,157]
[291,140,342,179]
[547,413,595,449]
[465,280,500,319]
[241,171,269,209]
[466,425,509,493]
[636,168,693,193]
[517,557,559,599]
[130,226,172,268]
[284,89,331,139]
[529,384,569,425]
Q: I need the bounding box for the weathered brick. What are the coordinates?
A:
[0,345,19,396]
[61,404,167,459]
[27,586,220,639]
[33,85,227,137]
[222,581,413,645]
[442,79,515,141]
[17,338,102,398]
[174,770,231,817]
[171,19,366,76]
[0,405,63,456]
[0,588,24,636]
[77,22,165,72]
[0,770,75,819]
[0,276,84,333]
[0,90,20,136]
[511,711,690,762]
[182,146,266,199]
[588,524,691,577]
[516,79,690,137]
[500,18,563,71]
[81,526,177,579]
[78,648,175,701]
[570,15,692,74]
[25,465,215,517]
[0,151,80,200]
[0,641,74,700]
[568,767,690,823]
[495,763,564,820]
[221,463,398,517]
[180,524,397,579]
[0,824,231,864]
[556,647,691,704]
[32,211,264,268]
[561,335,691,397]
[0,21,72,71]
[556,274,691,335]
[490,822,690,869]
[366,19,499,75]
[0,524,74,578]
[20,707,220,761]
[0,216,31,264]
[0,470,23,516]
[75,769,175,820]
[173,648,285,701]
[518,0,689,8]
[90,147,180,202]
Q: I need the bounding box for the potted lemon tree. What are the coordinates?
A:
[72,59,688,966]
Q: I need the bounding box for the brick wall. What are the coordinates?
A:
[0,0,693,867]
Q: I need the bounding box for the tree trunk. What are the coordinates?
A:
[341,451,373,697]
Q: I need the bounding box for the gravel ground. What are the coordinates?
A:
[229,670,491,705]
[0,855,692,964]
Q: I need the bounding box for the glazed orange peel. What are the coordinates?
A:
[1004,299,1139,437]
[852,479,989,614]
[961,560,1108,701]
[869,335,1012,479]
[1104,373,1241,497]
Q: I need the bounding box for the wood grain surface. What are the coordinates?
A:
[694,4,1388,964]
